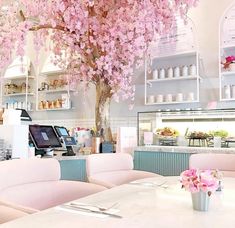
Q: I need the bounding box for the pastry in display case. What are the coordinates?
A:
[154,127,179,146]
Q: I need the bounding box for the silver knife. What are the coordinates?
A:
[61,204,122,219]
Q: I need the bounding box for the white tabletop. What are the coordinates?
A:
[2,176,235,228]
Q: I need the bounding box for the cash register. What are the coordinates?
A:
[54,126,76,156]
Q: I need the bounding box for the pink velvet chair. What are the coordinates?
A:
[86,153,160,188]
[189,153,235,177]
[0,158,106,211]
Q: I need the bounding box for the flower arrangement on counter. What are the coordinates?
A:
[180,169,221,196]
[221,55,235,69]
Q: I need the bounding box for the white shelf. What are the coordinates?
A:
[3,75,35,80]
[147,75,199,83]
[3,93,35,97]
[221,71,235,76]
[36,107,73,111]
[145,100,199,105]
[220,98,235,101]
[221,44,235,49]
[152,51,197,60]
[38,88,75,94]
[41,70,65,76]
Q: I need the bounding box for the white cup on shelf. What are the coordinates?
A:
[174,67,180,77]
[153,69,158,79]
[182,65,188,77]
[148,95,155,104]
[176,93,183,102]
[232,85,235,98]
[189,64,196,76]
[165,94,173,102]
[187,92,194,101]
[167,67,173,78]
[156,94,163,103]
[159,68,165,79]
[224,85,231,99]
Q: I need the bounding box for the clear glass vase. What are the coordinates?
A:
[191,191,210,211]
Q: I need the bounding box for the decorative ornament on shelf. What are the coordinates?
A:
[180,169,220,211]
[221,55,235,71]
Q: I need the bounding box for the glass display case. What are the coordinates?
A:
[137,109,235,148]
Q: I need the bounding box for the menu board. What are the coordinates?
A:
[221,5,235,47]
[150,17,197,58]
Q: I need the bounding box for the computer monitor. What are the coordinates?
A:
[29,125,62,153]
[54,126,70,137]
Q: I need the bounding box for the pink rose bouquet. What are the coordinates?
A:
[180,169,219,196]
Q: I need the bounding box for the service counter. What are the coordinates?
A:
[134,145,235,176]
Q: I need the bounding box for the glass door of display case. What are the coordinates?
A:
[137,109,235,148]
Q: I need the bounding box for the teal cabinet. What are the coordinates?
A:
[134,151,193,176]
[59,159,87,182]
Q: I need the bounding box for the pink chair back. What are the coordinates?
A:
[0,158,60,191]
[86,153,133,177]
[189,153,235,177]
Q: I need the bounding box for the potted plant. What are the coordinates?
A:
[180,169,220,211]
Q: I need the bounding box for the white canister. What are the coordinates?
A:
[187,92,194,101]
[167,67,173,78]
[189,64,196,76]
[176,93,183,102]
[159,68,165,79]
[156,94,163,103]
[224,85,231,99]
[153,69,158,80]
[148,95,155,103]
[165,94,173,102]
[174,67,180,77]
[232,85,235,98]
[182,65,188,77]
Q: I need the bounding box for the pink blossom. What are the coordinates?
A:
[0,0,197,103]
[180,169,219,195]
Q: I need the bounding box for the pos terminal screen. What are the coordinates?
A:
[29,125,62,149]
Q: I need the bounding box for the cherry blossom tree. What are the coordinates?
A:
[0,0,197,141]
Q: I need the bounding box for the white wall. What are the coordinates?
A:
[16,0,235,130]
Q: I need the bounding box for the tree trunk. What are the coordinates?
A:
[95,80,113,142]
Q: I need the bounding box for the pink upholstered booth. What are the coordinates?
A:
[0,158,106,211]
[0,200,38,224]
[86,153,160,188]
[189,153,235,177]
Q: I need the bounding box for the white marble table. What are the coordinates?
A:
[2,176,235,228]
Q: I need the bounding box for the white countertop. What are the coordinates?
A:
[54,153,88,161]
[135,145,235,154]
[2,176,235,228]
